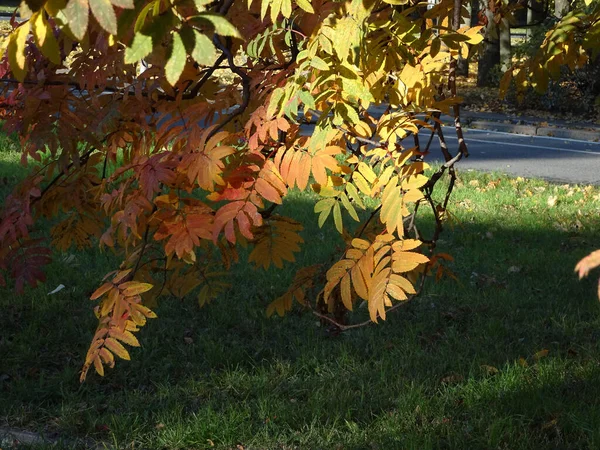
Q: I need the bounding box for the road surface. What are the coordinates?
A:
[431,127,600,185]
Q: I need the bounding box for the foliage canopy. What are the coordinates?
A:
[0,0,598,381]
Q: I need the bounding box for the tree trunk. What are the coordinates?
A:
[456,0,474,77]
[527,0,534,37]
[499,17,511,72]
[477,0,500,86]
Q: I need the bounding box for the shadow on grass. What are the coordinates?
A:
[2,177,600,448]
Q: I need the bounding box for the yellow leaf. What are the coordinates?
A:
[120,281,154,297]
[368,267,391,322]
[32,11,61,64]
[93,355,105,376]
[386,282,407,301]
[104,337,131,360]
[8,23,30,81]
[518,357,528,368]
[99,347,115,367]
[480,364,499,375]
[109,329,141,347]
[391,251,429,273]
[90,282,114,300]
[295,0,313,13]
[392,239,421,252]
[352,238,370,250]
[340,273,353,310]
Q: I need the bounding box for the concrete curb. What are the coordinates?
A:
[0,426,111,449]
[463,114,600,142]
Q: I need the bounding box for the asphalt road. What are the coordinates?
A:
[432,127,600,185]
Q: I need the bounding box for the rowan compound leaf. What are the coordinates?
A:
[64,0,89,40]
[89,0,117,35]
[267,265,319,316]
[249,216,303,270]
[165,31,186,86]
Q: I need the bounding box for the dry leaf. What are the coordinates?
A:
[480,364,499,375]
[533,349,549,360]
[518,357,528,367]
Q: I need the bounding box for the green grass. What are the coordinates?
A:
[3,141,600,449]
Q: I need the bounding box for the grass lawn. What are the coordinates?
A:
[2,132,600,449]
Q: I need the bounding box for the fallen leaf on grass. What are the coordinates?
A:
[547,196,558,207]
[507,266,521,274]
[518,357,528,367]
[534,349,549,360]
[480,365,499,376]
[440,373,464,385]
[48,284,66,295]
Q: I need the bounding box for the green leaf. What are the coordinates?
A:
[281,0,292,18]
[333,201,343,233]
[331,16,358,61]
[267,87,284,118]
[193,0,214,9]
[64,0,89,40]
[310,56,329,71]
[133,1,154,32]
[124,31,152,63]
[295,0,314,13]
[340,192,359,221]
[314,197,335,213]
[89,0,117,35]
[165,31,186,86]
[345,182,365,209]
[192,30,216,65]
[193,13,241,38]
[298,90,315,110]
